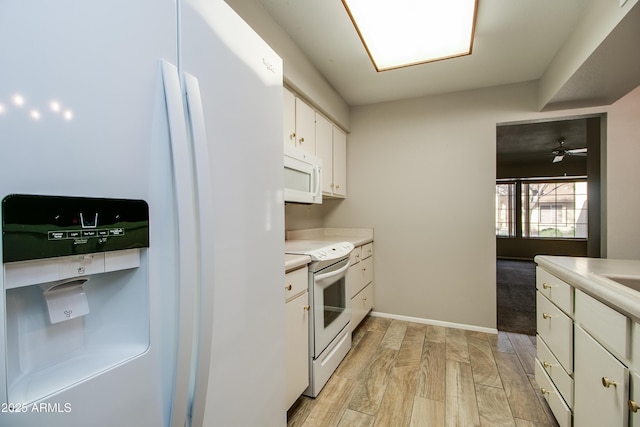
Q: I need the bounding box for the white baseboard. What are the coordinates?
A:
[369,311,498,335]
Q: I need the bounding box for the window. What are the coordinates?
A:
[495,183,515,237]
[496,179,588,240]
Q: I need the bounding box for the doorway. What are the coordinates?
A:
[495,115,603,334]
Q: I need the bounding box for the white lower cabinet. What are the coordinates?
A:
[285,265,310,409]
[347,242,374,332]
[535,290,574,426]
[574,325,629,427]
[351,283,373,330]
[535,359,572,427]
[537,265,640,427]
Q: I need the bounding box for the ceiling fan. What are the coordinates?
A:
[551,137,587,163]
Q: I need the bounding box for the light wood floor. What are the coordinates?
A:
[287,316,559,427]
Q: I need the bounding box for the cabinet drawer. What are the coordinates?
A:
[536,267,573,315]
[361,256,373,287]
[537,291,573,373]
[535,360,572,427]
[350,282,373,332]
[361,242,373,259]
[537,336,573,408]
[285,266,308,302]
[574,325,629,427]
[348,256,373,298]
[349,246,361,265]
[575,289,630,359]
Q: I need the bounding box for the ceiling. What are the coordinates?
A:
[244,0,589,106]
[497,118,588,165]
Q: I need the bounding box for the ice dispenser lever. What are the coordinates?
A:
[41,276,90,324]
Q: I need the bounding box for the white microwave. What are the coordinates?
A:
[283,144,322,204]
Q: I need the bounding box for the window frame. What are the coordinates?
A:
[496,177,588,241]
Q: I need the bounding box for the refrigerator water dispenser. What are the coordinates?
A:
[2,195,150,403]
[41,277,91,324]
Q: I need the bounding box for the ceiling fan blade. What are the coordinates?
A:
[566,147,587,154]
[553,155,564,163]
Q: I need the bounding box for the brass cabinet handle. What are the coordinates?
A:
[542,361,552,369]
[541,388,550,395]
[629,400,639,413]
[602,377,618,388]
[335,184,340,189]
[542,313,552,319]
[362,296,367,301]
[542,282,555,289]
[299,137,304,143]
[285,284,292,291]
[290,133,296,139]
[303,305,310,311]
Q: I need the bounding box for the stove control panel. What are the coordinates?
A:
[309,242,354,261]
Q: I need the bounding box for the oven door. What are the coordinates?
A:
[312,257,350,358]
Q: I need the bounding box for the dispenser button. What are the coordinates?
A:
[48,231,67,240]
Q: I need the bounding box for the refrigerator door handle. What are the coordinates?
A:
[160,59,199,427]
[182,72,215,427]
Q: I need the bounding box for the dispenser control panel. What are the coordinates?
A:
[2,194,149,263]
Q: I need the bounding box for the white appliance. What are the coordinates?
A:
[0,1,286,426]
[284,240,353,397]
[283,145,322,204]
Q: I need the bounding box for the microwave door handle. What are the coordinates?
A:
[315,259,350,282]
[314,166,321,197]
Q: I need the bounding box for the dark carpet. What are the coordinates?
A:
[497,259,536,335]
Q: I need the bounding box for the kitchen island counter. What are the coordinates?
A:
[535,255,640,323]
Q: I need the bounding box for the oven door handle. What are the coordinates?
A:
[315,259,350,283]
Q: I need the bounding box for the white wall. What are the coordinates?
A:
[606,86,640,259]
[321,81,640,329]
[322,83,537,329]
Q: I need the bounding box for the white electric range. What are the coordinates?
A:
[284,240,354,397]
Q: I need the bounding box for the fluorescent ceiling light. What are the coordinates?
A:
[342,0,478,71]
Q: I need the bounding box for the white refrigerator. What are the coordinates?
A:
[0,0,286,426]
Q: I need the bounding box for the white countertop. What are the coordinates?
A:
[285,227,374,247]
[535,255,640,322]
[285,254,311,273]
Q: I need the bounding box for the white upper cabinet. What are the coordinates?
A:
[316,113,347,198]
[315,114,333,195]
[332,127,347,198]
[283,87,296,147]
[283,87,316,155]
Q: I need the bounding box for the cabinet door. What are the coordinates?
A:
[283,88,296,147]
[285,291,309,409]
[315,114,333,194]
[295,98,315,154]
[631,372,640,427]
[332,127,347,197]
[574,325,629,427]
